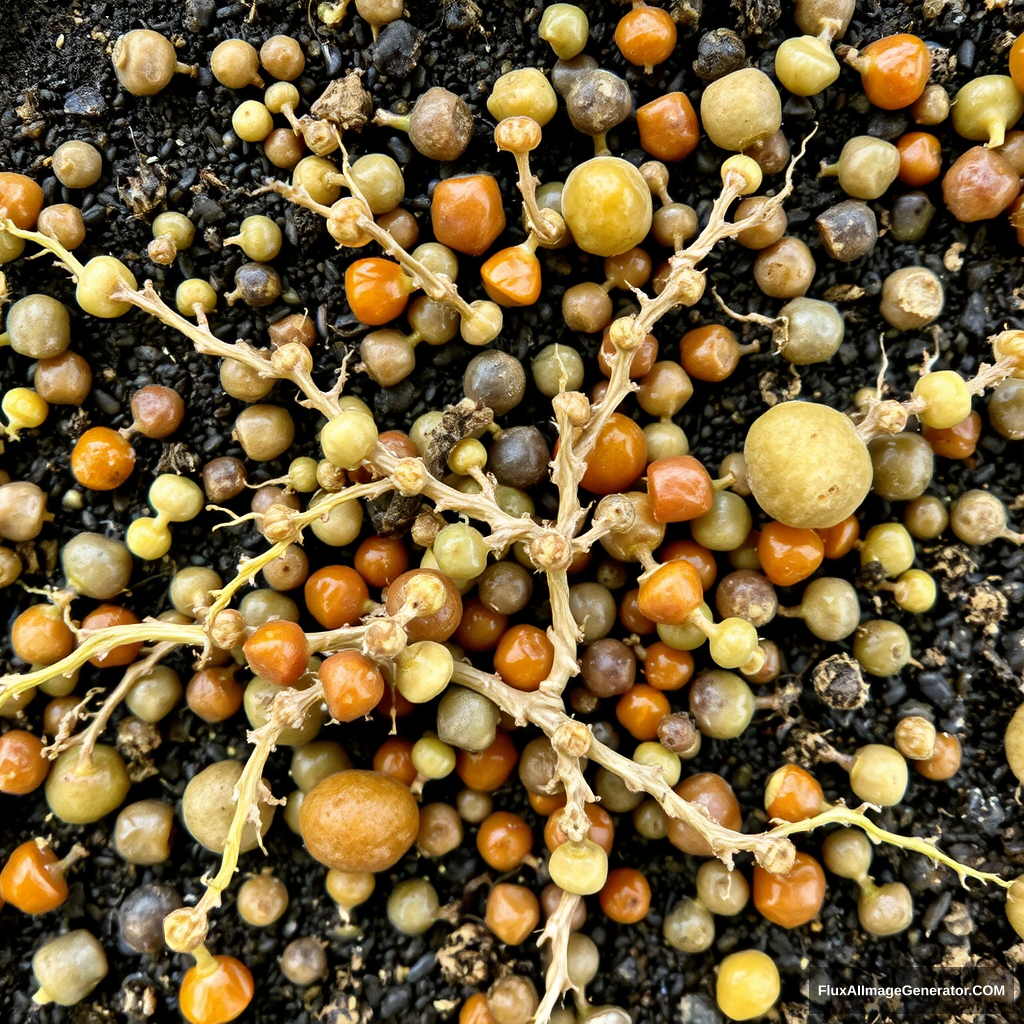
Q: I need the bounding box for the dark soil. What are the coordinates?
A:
[2,1,1024,1023]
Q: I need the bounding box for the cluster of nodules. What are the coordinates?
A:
[6,3,1024,1024]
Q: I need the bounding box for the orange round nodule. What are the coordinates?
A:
[817,514,860,559]
[0,172,45,228]
[619,587,657,636]
[856,34,931,110]
[476,810,534,871]
[636,559,703,625]
[80,604,142,668]
[636,92,699,163]
[431,174,506,257]
[679,324,740,382]
[646,455,714,523]
[614,4,677,69]
[373,736,418,786]
[0,840,67,914]
[493,624,554,692]
[485,882,540,945]
[70,426,136,491]
[320,650,385,722]
[752,850,827,929]
[242,619,309,687]
[659,538,718,590]
[460,992,496,1024]
[11,605,75,666]
[764,764,825,823]
[0,731,49,795]
[481,245,542,307]
[354,535,410,589]
[580,412,647,495]
[456,730,519,791]
[923,411,982,460]
[896,131,942,187]
[599,866,652,924]
[642,641,694,691]
[455,598,509,653]
[186,667,244,724]
[345,257,413,326]
[616,683,671,740]
[305,565,371,629]
[757,521,825,588]
[179,953,254,1024]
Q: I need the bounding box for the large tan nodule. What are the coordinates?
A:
[300,769,419,872]
[744,402,873,530]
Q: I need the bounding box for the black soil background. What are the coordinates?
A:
[2,1,1024,1022]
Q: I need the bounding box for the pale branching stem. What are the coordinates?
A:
[0,621,204,701]
[510,150,564,247]
[576,335,638,463]
[72,642,177,765]
[538,568,581,702]
[370,445,535,544]
[111,281,341,419]
[768,804,1012,890]
[535,890,585,1024]
[200,480,394,649]
[164,682,325,954]
[550,393,590,539]
[3,220,86,275]
[41,687,104,759]
[449,661,797,871]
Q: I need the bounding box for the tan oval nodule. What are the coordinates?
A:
[299,769,419,872]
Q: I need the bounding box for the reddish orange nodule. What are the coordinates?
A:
[636,559,703,624]
[943,146,1021,223]
[614,4,677,68]
[0,172,44,228]
[455,730,518,791]
[481,245,542,307]
[642,642,694,691]
[0,840,68,914]
[855,34,931,110]
[599,866,652,923]
[0,731,49,795]
[305,565,371,629]
[545,802,615,855]
[616,683,671,740]
[1011,34,1024,92]
[494,624,554,692]
[923,411,982,460]
[320,650,385,722]
[455,598,509,652]
[476,810,534,871]
[179,953,255,1024]
[431,174,506,256]
[579,412,647,495]
[345,257,413,325]
[373,736,418,786]
[896,131,942,187]
[242,619,309,686]
[71,426,136,491]
[186,667,244,724]
[665,772,742,857]
[647,455,715,523]
[659,538,718,589]
[817,515,860,559]
[636,93,699,163]
[354,535,410,589]
[757,521,825,588]
[753,851,827,929]
[764,764,825,823]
